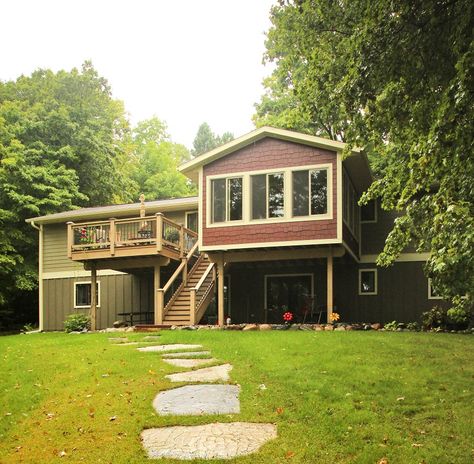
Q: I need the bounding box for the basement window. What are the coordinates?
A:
[74,282,100,308]
[359,269,377,295]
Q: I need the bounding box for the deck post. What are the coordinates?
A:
[90,263,97,331]
[154,264,163,325]
[66,221,74,258]
[109,218,116,256]
[155,213,163,253]
[217,260,225,326]
[327,253,333,324]
[190,289,196,325]
[179,226,185,258]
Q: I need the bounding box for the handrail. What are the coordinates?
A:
[193,263,215,291]
[186,241,199,260]
[161,260,186,294]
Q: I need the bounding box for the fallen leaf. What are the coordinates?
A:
[148,370,156,375]
[58,450,67,457]
[378,459,388,464]
[285,451,295,458]
[276,407,284,415]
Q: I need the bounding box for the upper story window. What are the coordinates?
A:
[361,199,377,223]
[251,172,284,220]
[343,169,360,240]
[208,163,332,226]
[211,177,242,223]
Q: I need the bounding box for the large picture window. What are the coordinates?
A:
[292,168,328,217]
[74,282,100,308]
[211,177,242,223]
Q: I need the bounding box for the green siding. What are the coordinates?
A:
[43,224,83,273]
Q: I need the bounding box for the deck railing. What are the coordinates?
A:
[67,213,198,259]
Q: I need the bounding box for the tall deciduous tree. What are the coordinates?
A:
[0,62,132,326]
[129,117,196,200]
[191,122,234,156]
[255,0,473,317]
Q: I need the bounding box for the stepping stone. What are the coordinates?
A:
[108,337,128,344]
[113,342,139,346]
[162,358,217,368]
[137,344,202,353]
[165,364,232,383]
[162,351,211,358]
[142,335,161,342]
[141,422,277,460]
[153,385,240,415]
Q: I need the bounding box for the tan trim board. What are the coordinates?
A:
[337,152,343,241]
[360,252,430,263]
[358,268,378,296]
[74,280,101,308]
[201,238,342,252]
[428,278,443,300]
[43,270,126,280]
[198,167,203,249]
[39,224,44,331]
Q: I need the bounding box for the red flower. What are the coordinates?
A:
[283,311,293,322]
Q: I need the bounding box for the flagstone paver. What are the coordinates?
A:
[165,364,232,383]
[137,344,202,353]
[141,422,277,460]
[162,351,211,358]
[142,336,161,342]
[153,385,240,415]
[162,358,217,368]
[108,337,129,344]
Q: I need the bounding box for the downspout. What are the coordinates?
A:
[29,221,44,332]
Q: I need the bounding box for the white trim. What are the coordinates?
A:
[428,278,443,300]
[198,167,203,249]
[360,198,378,224]
[179,126,358,175]
[206,163,333,228]
[360,252,430,263]
[337,153,343,241]
[43,269,126,280]
[201,238,341,251]
[74,281,101,308]
[264,273,315,314]
[185,210,198,232]
[38,224,44,331]
[359,268,378,296]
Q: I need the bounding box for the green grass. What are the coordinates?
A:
[0,331,473,463]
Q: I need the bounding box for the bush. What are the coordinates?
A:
[421,306,447,330]
[383,320,398,331]
[64,313,90,333]
[406,322,420,331]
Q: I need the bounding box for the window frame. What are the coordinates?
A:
[206,163,333,228]
[291,167,330,218]
[342,169,361,240]
[358,269,378,296]
[185,211,198,232]
[427,278,443,300]
[74,281,101,309]
[210,176,244,224]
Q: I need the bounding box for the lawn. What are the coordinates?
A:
[0,331,473,463]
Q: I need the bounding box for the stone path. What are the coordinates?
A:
[153,385,240,415]
[165,363,232,383]
[141,422,277,460]
[162,358,217,368]
[136,341,276,460]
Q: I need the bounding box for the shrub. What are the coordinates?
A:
[406,322,420,331]
[64,313,90,333]
[421,306,447,330]
[383,320,398,331]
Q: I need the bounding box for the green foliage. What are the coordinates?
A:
[128,116,196,200]
[63,313,90,333]
[383,320,398,331]
[422,307,448,330]
[255,0,474,312]
[191,122,234,156]
[406,322,420,332]
[0,62,132,325]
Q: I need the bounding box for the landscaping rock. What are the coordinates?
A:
[259,324,272,331]
[162,351,211,359]
[324,325,334,331]
[141,422,277,460]
[165,364,233,383]
[371,323,382,330]
[300,324,313,331]
[113,320,128,328]
[313,324,324,331]
[225,324,244,330]
[345,325,354,331]
[162,358,217,368]
[153,385,240,415]
[289,324,302,330]
[335,326,346,331]
[243,324,258,331]
[137,344,202,353]
[363,324,372,331]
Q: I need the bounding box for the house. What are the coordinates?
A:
[26,127,439,331]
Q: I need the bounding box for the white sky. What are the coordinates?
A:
[1,0,276,148]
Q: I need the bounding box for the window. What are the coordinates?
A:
[361,199,377,223]
[211,177,242,223]
[292,168,328,217]
[343,170,360,240]
[250,172,284,220]
[359,269,377,295]
[185,212,198,232]
[74,282,100,308]
[428,278,443,300]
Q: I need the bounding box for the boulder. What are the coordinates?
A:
[243,324,258,331]
[324,325,334,331]
[113,320,128,328]
[371,323,382,330]
[335,326,346,331]
[259,324,272,331]
[313,325,324,331]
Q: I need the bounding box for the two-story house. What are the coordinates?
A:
[27,127,436,330]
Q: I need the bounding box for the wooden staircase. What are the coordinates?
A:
[161,253,216,326]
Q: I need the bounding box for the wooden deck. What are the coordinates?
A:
[67,213,197,262]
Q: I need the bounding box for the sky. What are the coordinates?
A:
[1,0,276,148]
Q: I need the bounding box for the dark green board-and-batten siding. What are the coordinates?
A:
[43,274,153,331]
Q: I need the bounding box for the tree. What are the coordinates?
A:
[129,116,196,200]
[0,62,132,327]
[191,122,234,156]
[255,0,473,316]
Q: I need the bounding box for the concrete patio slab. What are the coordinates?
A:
[153,384,240,416]
[165,364,232,383]
[141,422,277,460]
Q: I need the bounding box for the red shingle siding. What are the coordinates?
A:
[202,138,338,248]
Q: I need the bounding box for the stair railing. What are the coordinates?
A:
[190,262,216,325]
